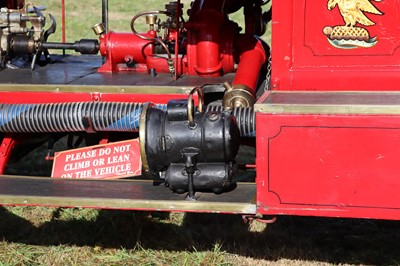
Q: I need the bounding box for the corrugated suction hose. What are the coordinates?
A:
[0,102,255,136]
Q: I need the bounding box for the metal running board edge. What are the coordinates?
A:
[0,175,256,214]
[255,91,400,115]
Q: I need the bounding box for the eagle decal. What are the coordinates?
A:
[323,0,384,49]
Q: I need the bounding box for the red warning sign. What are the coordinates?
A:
[51,139,142,179]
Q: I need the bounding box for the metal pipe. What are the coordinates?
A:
[42,39,99,54]
[130,11,174,75]
[61,0,66,43]
[102,0,109,33]
[61,0,66,55]
[43,42,75,50]
[233,35,268,96]
[174,0,181,81]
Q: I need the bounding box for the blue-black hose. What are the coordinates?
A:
[0,102,255,136]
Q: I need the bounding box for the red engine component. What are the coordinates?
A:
[184,0,236,77]
[97,0,268,106]
[0,0,24,9]
[98,31,158,73]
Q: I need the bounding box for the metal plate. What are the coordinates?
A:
[0,175,256,214]
[255,91,400,114]
[0,55,235,93]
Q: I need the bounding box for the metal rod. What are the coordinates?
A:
[43,42,75,50]
[42,40,99,54]
[174,0,181,81]
[102,0,109,33]
[61,0,66,55]
[101,0,108,63]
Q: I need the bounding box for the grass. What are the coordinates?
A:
[1,206,400,265]
[0,207,241,265]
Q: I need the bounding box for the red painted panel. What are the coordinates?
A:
[256,113,400,220]
[302,1,398,57]
[272,0,400,91]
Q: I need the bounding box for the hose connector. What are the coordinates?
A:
[222,82,256,110]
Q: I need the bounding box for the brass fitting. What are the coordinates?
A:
[222,83,256,110]
[92,23,106,35]
[146,14,158,25]
[146,14,158,31]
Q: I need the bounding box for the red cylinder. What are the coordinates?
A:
[98,31,155,72]
[186,0,227,77]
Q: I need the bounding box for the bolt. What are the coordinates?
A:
[150,68,156,77]
[208,112,220,122]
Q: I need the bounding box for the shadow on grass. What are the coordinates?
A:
[0,206,400,265]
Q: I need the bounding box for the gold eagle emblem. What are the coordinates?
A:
[327,0,383,27]
[323,0,384,49]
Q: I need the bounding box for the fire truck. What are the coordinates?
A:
[0,0,398,222]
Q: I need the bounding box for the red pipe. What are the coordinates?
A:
[233,35,268,96]
[62,0,66,43]
[185,0,227,77]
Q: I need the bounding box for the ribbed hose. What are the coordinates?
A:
[0,102,255,136]
[0,102,163,133]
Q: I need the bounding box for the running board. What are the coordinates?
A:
[0,175,256,214]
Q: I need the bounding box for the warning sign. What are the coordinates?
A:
[51,139,142,179]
